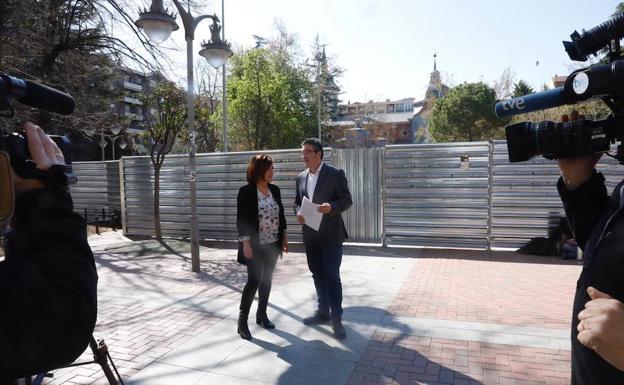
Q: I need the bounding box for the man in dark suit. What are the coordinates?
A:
[294,138,352,339]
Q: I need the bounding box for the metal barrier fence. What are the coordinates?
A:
[70,161,121,218]
[332,148,383,243]
[384,142,491,249]
[72,142,624,250]
[119,149,334,243]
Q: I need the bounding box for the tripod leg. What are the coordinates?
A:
[31,374,47,385]
[89,337,119,385]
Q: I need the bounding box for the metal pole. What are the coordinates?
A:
[112,138,115,160]
[222,0,228,152]
[101,127,105,161]
[317,63,321,139]
[187,35,200,272]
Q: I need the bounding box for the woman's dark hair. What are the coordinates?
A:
[301,137,323,159]
[247,154,273,184]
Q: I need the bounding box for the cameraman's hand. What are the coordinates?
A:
[577,287,624,371]
[12,122,66,193]
[557,112,601,191]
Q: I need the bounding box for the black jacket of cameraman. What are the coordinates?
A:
[558,171,624,385]
[0,189,98,381]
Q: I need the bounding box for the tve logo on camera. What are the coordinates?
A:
[500,98,526,112]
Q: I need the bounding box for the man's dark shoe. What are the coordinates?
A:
[303,310,330,325]
[332,319,346,339]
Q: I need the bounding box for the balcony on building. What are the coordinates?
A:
[124,112,144,121]
[123,95,142,105]
[123,80,144,92]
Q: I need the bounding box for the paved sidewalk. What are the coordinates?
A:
[42,231,581,385]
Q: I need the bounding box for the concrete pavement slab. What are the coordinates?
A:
[193,372,270,385]
[125,362,206,385]
[130,250,417,385]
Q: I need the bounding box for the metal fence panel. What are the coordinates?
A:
[490,140,623,249]
[384,142,490,249]
[70,161,120,218]
[79,141,624,251]
[332,148,383,243]
[120,149,332,243]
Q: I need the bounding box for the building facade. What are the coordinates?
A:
[112,66,167,135]
[326,55,449,148]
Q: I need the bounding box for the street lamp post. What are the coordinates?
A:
[84,126,126,161]
[106,135,128,160]
[307,59,322,140]
[135,0,232,272]
[221,0,228,152]
[316,63,321,140]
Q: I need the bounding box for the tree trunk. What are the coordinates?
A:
[154,164,162,239]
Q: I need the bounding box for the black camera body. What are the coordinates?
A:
[495,14,624,163]
[0,72,77,187]
[0,133,76,187]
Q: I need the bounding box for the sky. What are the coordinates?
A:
[132,0,623,103]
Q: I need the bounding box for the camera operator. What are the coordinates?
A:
[0,123,97,383]
[557,111,624,383]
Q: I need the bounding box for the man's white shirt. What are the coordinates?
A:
[306,161,324,199]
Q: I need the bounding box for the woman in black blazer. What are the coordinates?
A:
[237,154,288,340]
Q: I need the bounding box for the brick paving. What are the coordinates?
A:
[388,249,581,329]
[37,235,582,385]
[349,333,571,385]
[349,249,581,385]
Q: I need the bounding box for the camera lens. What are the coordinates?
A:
[505,122,541,162]
[505,120,611,162]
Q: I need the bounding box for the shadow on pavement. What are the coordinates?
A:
[104,235,581,266]
[251,306,484,385]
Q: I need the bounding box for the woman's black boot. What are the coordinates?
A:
[238,310,252,340]
[256,301,275,329]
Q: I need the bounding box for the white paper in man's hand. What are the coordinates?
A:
[301,196,323,231]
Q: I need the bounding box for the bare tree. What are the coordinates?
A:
[492,67,516,100]
[195,61,221,153]
[140,82,187,239]
[0,0,174,159]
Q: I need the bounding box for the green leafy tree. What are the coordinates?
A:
[139,82,187,239]
[429,82,506,142]
[512,80,535,98]
[226,26,317,151]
